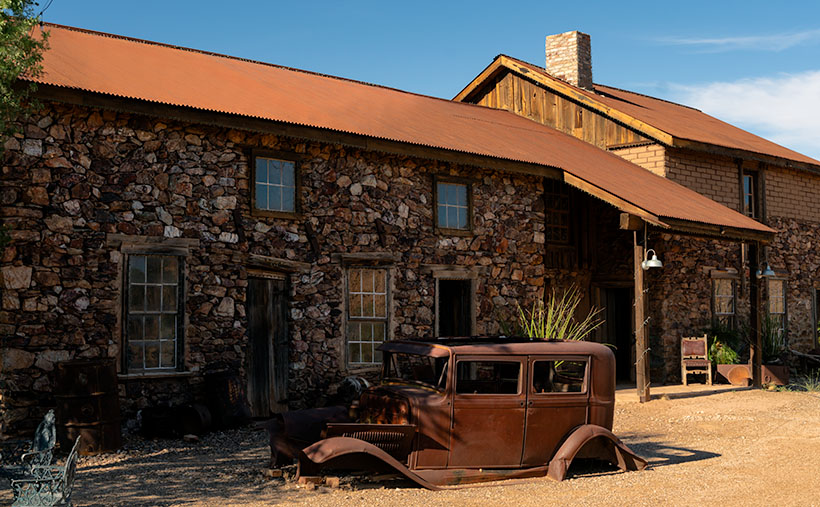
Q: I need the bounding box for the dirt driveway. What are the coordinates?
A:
[3,389,819,506]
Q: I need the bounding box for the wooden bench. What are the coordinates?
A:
[10,436,81,507]
[0,410,57,480]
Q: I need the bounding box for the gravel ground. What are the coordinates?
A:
[2,389,819,506]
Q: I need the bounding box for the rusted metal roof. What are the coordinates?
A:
[500,56,820,167]
[25,24,773,236]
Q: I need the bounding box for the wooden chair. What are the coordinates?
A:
[681,335,712,386]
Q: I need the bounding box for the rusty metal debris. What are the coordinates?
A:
[273,338,647,489]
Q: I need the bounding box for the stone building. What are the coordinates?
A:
[1,24,774,434]
[456,31,820,384]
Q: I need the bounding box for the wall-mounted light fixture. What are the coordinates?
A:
[641,249,663,270]
[756,263,775,279]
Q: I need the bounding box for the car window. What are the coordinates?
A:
[532,360,587,393]
[456,361,521,394]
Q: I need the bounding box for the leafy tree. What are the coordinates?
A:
[1,0,49,140]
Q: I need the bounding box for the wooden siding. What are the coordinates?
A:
[472,72,649,149]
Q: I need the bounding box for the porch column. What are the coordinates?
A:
[749,242,762,387]
[633,231,650,402]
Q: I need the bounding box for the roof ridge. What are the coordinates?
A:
[40,22,504,114]
[498,53,702,112]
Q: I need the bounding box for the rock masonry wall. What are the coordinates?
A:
[0,101,549,435]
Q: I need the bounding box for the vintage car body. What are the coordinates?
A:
[296,338,647,488]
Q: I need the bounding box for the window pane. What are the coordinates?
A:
[282,187,295,212]
[374,271,386,293]
[436,183,446,204]
[373,322,385,340]
[374,294,386,317]
[350,294,362,317]
[127,316,143,341]
[160,314,176,340]
[349,269,361,292]
[256,158,267,183]
[282,162,295,186]
[144,316,159,340]
[362,270,374,292]
[437,205,447,227]
[447,207,457,228]
[347,322,361,340]
[362,342,373,363]
[146,256,162,283]
[162,257,178,283]
[456,361,520,394]
[361,322,373,340]
[144,342,160,369]
[532,360,586,393]
[269,186,281,211]
[128,342,144,370]
[716,297,733,314]
[715,279,733,297]
[145,286,162,312]
[129,285,145,311]
[129,256,146,283]
[255,183,268,209]
[457,207,467,229]
[362,294,375,317]
[455,184,467,206]
[348,341,361,364]
[160,341,175,369]
[163,286,177,312]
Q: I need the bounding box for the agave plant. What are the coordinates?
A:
[517,286,603,341]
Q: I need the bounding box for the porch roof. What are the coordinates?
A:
[26,24,774,241]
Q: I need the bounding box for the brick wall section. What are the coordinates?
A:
[544,31,593,90]
[664,148,740,210]
[0,101,550,435]
[610,143,667,177]
[766,167,820,223]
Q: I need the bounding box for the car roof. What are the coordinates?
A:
[380,338,611,358]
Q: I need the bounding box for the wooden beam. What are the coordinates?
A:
[619,213,643,231]
[634,231,650,402]
[248,254,311,273]
[563,172,667,228]
[749,242,762,388]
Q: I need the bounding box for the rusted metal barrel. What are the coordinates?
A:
[54,358,122,455]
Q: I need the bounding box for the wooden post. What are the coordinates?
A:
[749,242,762,387]
[633,231,650,402]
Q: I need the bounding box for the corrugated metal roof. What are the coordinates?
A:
[505,56,820,167]
[24,24,773,235]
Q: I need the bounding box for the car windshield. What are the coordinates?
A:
[383,352,448,391]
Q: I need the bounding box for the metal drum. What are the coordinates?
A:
[54,358,122,455]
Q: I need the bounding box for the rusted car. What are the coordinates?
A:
[296,338,647,489]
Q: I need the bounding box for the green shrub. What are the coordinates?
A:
[517,286,602,341]
[709,340,739,364]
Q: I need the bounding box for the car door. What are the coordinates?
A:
[448,355,526,468]
[521,355,590,466]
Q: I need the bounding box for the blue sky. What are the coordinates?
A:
[41,0,820,159]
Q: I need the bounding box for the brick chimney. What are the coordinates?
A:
[545,31,593,90]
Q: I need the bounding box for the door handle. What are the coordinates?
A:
[527,400,533,407]
[519,401,525,407]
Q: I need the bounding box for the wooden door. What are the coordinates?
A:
[247,275,289,417]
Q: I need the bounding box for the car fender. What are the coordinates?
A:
[297,436,442,490]
[547,424,648,481]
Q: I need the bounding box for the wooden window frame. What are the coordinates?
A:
[433,175,474,236]
[742,170,759,219]
[711,273,737,329]
[122,253,186,373]
[251,149,303,219]
[544,178,572,245]
[767,277,788,341]
[345,266,391,367]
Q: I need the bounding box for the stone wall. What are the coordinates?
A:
[0,101,549,435]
